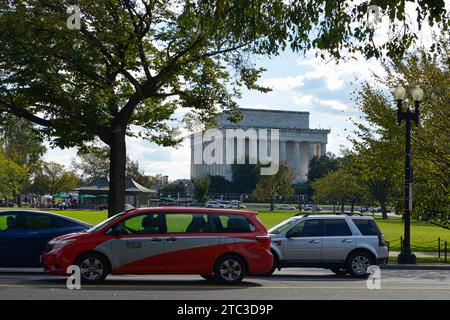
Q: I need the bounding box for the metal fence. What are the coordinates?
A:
[387,237,448,263]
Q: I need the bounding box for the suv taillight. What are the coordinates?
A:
[378,234,386,247]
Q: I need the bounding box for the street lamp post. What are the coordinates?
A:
[394,84,423,264]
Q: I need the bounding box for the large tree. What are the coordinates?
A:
[34,162,79,195]
[311,167,365,213]
[350,36,450,221]
[0,150,28,203]
[252,163,295,211]
[1,1,447,216]
[0,115,46,205]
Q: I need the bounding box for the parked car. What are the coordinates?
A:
[187,201,205,207]
[275,204,296,210]
[267,215,388,277]
[226,201,246,209]
[205,200,226,208]
[0,210,91,267]
[43,207,273,284]
[303,204,322,211]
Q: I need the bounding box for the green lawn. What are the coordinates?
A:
[2,208,450,252]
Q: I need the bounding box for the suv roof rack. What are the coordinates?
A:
[294,213,310,217]
[335,212,364,216]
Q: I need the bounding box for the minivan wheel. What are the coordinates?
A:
[330,267,348,275]
[75,252,109,284]
[214,255,246,284]
[346,252,373,278]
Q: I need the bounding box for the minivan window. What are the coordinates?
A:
[212,214,255,233]
[166,213,211,233]
[111,213,165,235]
[323,219,352,236]
[353,219,381,236]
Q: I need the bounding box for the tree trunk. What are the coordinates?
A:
[108,129,126,217]
[341,199,345,213]
[381,201,388,219]
[270,199,274,211]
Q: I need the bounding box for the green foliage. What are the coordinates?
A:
[307,153,341,182]
[252,163,295,210]
[311,167,365,210]
[34,162,79,195]
[192,176,211,203]
[0,151,28,199]
[208,175,233,194]
[231,161,260,194]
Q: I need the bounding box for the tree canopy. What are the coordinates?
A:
[1,1,447,215]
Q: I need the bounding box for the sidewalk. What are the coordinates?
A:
[384,251,450,270]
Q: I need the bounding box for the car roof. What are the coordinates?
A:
[301,214,374,220]
[0,210,92,226]
[130,206,257,215]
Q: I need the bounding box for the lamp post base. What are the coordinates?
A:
[397,252,416,264]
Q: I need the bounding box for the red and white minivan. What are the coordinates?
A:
[42,207,272,284]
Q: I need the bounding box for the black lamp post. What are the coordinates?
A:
[394,84,423,264]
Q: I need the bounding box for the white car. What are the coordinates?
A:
[275,204,296,210]
[205,200,226,208]
[267,215,389,277]
[303,204,322,211]
[226,203,246,209]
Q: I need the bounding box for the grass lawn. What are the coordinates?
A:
[2,208,450,252]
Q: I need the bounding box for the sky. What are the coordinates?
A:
[43,2,446,181]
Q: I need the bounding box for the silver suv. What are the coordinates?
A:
[267,215,389,277]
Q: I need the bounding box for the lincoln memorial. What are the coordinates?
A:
[190,108,330,183]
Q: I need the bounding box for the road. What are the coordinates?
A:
[0,268,449,300]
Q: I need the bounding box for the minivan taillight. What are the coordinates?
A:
[256,235,271,245]
[378,234,386,247]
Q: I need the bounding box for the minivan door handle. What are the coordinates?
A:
[342,239,353,243]
[166,237,177,242]
[150,238,162,242]
[309,240,320,244]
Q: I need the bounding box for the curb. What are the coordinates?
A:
[381,264,450,270]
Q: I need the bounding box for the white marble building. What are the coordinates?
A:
[190,108,330,182]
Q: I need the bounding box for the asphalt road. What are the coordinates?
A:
[0,268,449,300]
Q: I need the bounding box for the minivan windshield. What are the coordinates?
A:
[269,217,300,235]
[86,211,127,233]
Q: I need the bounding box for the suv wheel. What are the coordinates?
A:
[214,255,246,284]
[330,267,347,275]
[346,251,373,278]
[75,252,109,284]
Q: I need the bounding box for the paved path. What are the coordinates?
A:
[1,268,449,300]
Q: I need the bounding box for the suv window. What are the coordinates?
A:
[353,219,381,236]
[323,219,352,236]
[211,214,255,233]
[287,219,322,237]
